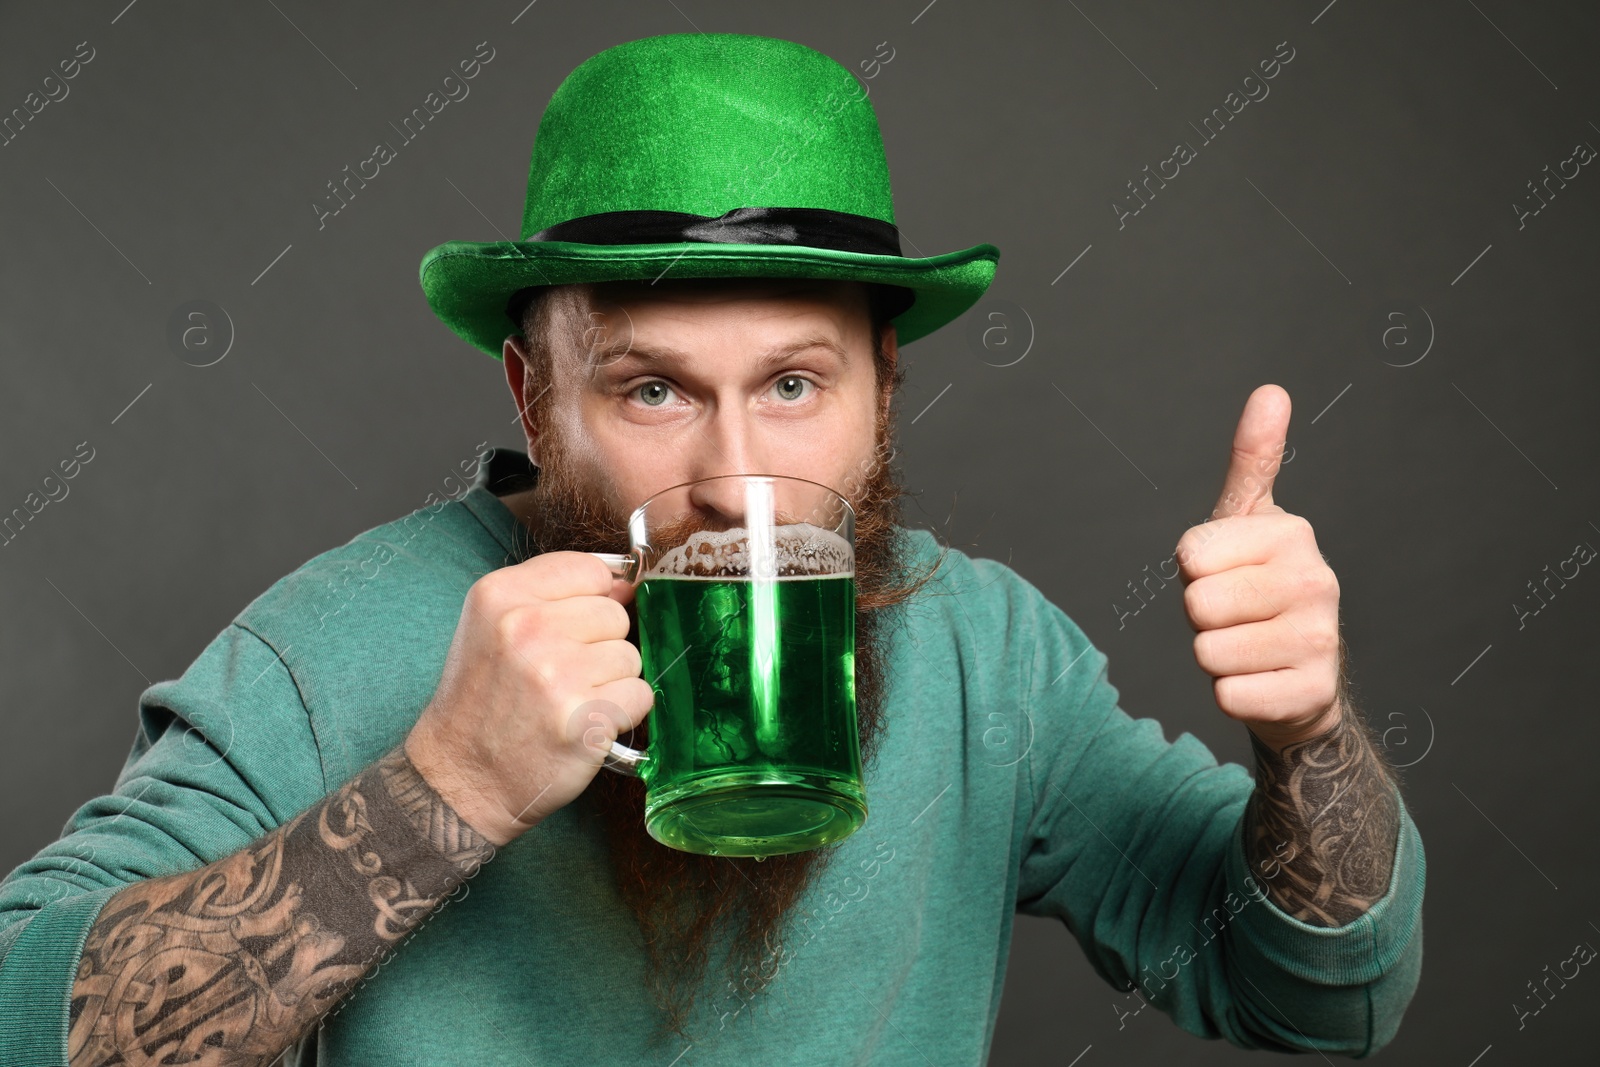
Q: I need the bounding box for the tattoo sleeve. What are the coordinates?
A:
[1242,671,1403,928]
[67,746,496,1065]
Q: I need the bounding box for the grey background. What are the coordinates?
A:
[1,0,1596,1062]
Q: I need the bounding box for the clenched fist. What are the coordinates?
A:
[405,551,656,845]
[1177,384,1344,753]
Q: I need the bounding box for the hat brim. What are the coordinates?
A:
[419,240,1000,359]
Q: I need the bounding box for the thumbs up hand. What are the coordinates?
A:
[1176,385,1345,753]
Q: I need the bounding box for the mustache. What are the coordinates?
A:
[522,480,853,553]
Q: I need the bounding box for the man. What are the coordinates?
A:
[0,32,1422,1065]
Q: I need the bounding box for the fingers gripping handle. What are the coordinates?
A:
[590,549,648,777]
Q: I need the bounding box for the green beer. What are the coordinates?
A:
[636,571,864,857]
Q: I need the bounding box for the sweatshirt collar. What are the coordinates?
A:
[461,447,538,559]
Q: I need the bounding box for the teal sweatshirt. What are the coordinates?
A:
[0,449,1423,1065]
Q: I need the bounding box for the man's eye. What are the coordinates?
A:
[635,381,675,406]
[631,378,812,406]
[773,376,812,402]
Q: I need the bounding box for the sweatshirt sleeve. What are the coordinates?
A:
[0,623,325,1064]
[1012,584,1424,1057]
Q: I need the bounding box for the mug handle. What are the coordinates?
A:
[592,550,643,586]
[591,550,649,777]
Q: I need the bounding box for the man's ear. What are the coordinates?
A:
[502,334,541,465]
[876,321,899,425]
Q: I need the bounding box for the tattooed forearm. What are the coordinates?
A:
[67,746,495,1066]
[1243,682,1402,928]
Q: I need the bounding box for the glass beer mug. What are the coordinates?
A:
[593,474,865,859]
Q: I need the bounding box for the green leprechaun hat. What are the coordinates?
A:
[418,32,1000,358]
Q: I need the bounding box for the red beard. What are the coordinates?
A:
[505,402,945,1046]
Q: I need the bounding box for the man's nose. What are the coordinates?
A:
[685,476,748,527]
[684,410,769,524]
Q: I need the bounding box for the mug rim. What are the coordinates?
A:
[626,471,856,531]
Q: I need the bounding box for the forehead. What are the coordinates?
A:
[543,278,871,345]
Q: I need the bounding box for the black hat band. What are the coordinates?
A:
[527,205,904,257]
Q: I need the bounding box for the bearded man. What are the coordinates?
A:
[0,31,1423,1067]
[495,274,938,1034]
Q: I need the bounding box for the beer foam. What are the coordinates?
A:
[652,522,853,579]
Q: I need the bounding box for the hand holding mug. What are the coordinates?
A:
[405,551,655,847]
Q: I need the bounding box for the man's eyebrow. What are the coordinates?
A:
[591,334,852,373]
